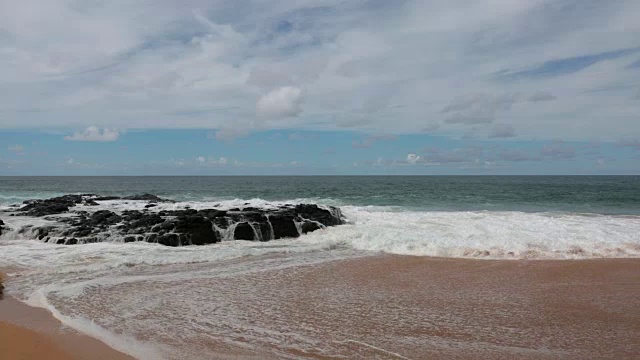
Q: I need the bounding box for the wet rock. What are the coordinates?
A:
[301,221,322,234]
[20,203,70,217]
[123,194,174,203]
[269,215,300,239]
[172,215,219,245]
[234,222,255,240]
[9,194,345,246]
[94,196,121,201]
[89,210,122,226]
[198,209,227,219]
[294,204,342,226]
[156,233,180,247]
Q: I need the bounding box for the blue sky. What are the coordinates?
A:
[1,0,639,175]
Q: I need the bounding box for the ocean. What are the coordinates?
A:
[1,176,639,358]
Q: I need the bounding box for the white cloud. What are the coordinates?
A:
[211,128,251,142]
[217,157,228,165]
[256,86,303,118]
[198,157,228,166]
[0,1,638,141]
[407,153,421,164]
[8,144,25,153]
[64,127,119,142]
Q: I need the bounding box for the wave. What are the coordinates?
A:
[2,197,639,260]
[331,206,640,259]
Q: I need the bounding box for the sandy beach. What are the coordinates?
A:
[2,256,640,359]
[0,273,133,360]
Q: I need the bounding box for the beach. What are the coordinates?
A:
[2,256,639,359]
[0,273,133,360]
[0,177,639,358]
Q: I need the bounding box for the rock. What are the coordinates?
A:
[94,196,121,201]
[156,233,180,247]
[294,204,342,226]
[130,213,164,229]
[89,210,122,226]
[172,215,219,245]
[20,203,69,217]
[198,209,227,219]
[234,222,255,240]
[269,215,300,239]
[255,222,273,241]
[8,194,345,246]
[301,221,322,234]
[123,194,174,203]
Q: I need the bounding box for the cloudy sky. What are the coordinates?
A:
[1,0,639,175]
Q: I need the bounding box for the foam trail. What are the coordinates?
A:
[298,206,640,259]
[27,288,166,360]
[336,339,413,360]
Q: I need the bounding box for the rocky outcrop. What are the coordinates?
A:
[6,194,344,247]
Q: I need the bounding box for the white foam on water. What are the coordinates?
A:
[26,287,167,360]
[331,206,640,259]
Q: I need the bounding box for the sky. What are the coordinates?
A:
[1,0,639,175]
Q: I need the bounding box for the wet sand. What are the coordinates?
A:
[0,274,133,360]
[182,255,639,359]
[2,256,640,359]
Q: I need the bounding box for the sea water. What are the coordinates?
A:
[1,176,639,358]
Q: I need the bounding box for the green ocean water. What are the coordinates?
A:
[1,176,639,214]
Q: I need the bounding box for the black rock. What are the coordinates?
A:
[294,204,342,226]
[20,203,69,217]
[89,210,122,226]
[269,214,300,239]
[198,209,227,219]
[94,196,121,201]
[130,213,164,228]
[8,194,345,247]
[156,233,180,247]
[234,222,255,240]
[172,215,219,245]
[301,221,322,234]
[123,194,174,203]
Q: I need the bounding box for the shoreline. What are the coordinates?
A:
[2,255,640,359]
[0,273,134,360]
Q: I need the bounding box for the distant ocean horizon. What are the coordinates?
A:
[2,175,639,214]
